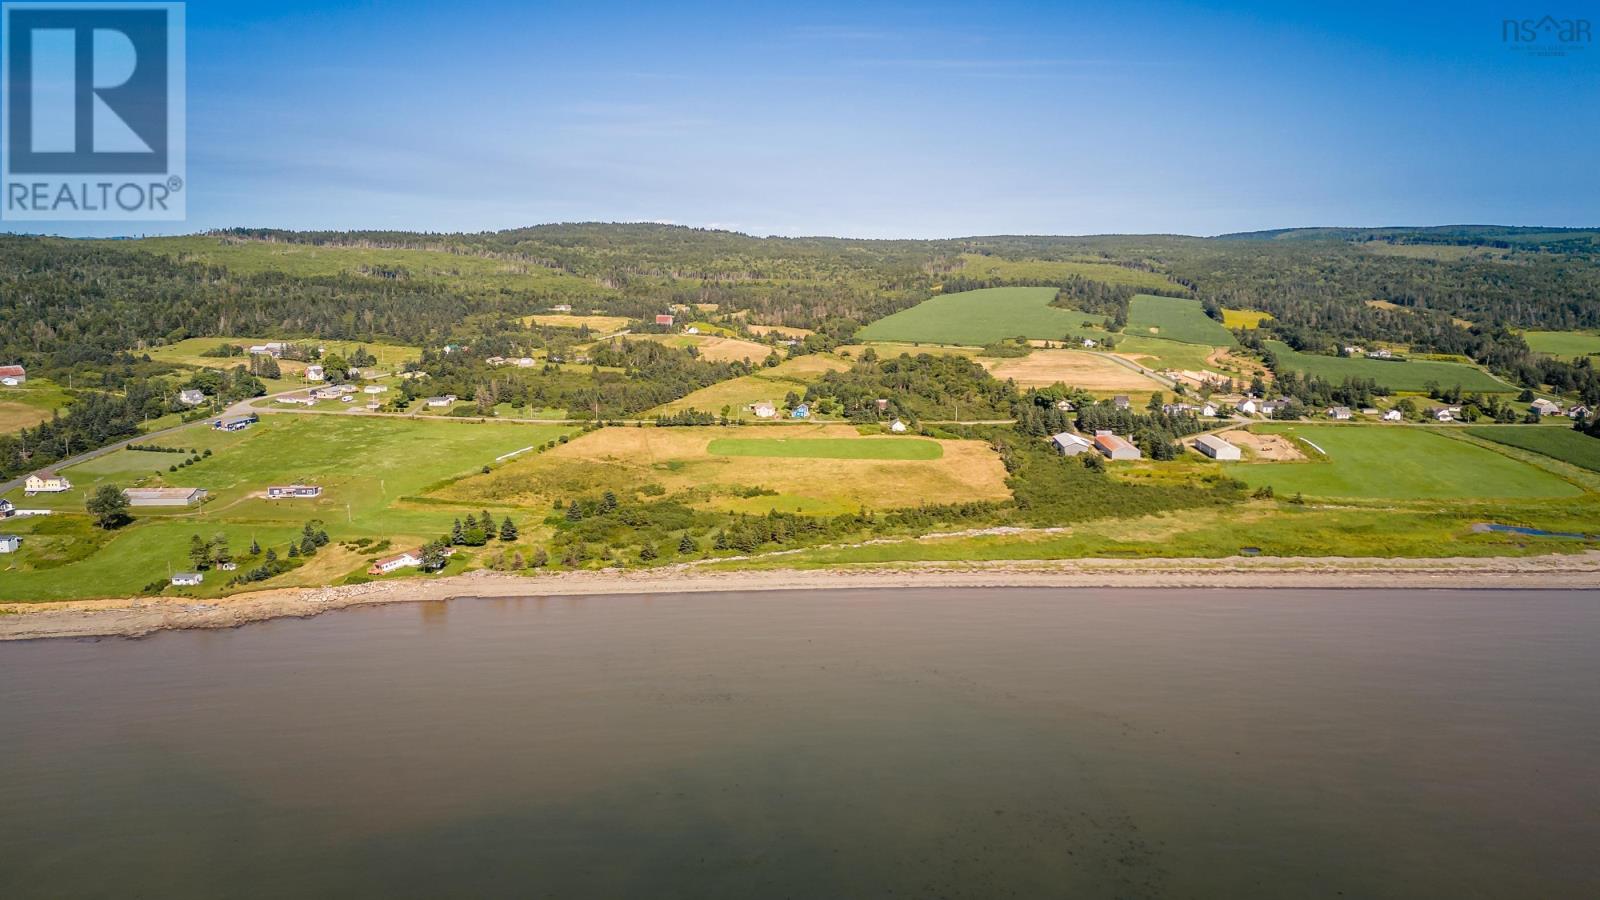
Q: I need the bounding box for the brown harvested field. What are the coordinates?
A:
[748,324,814,339]
[0,401,53,432]
[523,313,630,332]
[978,349,1168,391]
[1225,430,1305,461]
[436,424,1011,515]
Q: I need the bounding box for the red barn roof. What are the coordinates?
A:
[0,365,25,377]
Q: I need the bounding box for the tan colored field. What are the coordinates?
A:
[0,401,53,432]
[1225,430,1305,461]
[748,324,814,339]
[979,349,1168,391]
[524,313,630,332]
[651,355,849,418]
[437,424,1011,515]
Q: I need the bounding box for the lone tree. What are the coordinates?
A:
[86,484,130,530]
[678,533,698,555]
[188,535,212,570]
[499,516,519,541]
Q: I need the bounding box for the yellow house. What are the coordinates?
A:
[24,471,71,495]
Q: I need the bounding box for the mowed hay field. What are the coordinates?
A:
[954,254,1180,291]
[708,437,943,460]
[439,424,1011,516]
[1226,425,1582,500]
[1467,426,1600,473]
[1264,341,1513,392]
[1126,295,1237,346]
[1522,330,1600,359]
[524,313,630,332]
[650,355,849,418]
[1222,308,1273,329]
[978,349,1168,391]
[0,379,69,433]
[857,287,1105,345]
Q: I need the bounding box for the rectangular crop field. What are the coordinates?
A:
[1521,331,1600,359]
[439,424,1010,516]
[857,287,1105,345]
[978,349,1168,392]
[707,437,942,460]
[1466,426,1600,473]
[1264,341,1512,392]
[1221,308,1272,329]
[1126,295,1237,346]
[524,314,631,332]
[1226,425,1580,500]
[954,254,1180,291]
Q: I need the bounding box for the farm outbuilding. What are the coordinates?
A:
[1193,434,1242,460]
[1093,430,1141,460]
[123,487,207,507]
[1050,432,1093,456]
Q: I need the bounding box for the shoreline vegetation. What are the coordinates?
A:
[4,553,1598,642]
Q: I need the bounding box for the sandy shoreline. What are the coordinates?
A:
[4,553,1599,642]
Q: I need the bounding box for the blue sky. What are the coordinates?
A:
[11,0,1600,237]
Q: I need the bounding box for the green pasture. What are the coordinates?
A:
[1126,295,1237,346]
[1466,425,1600,473]
[1226,425,1580,500]
[1521,331,1600,359]
[1264,341,1513,392]
[857,287,1105,345]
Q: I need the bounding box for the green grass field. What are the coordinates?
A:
[858,287,1105,345]
[0,415,573,601]
[954,254,1182,291]
[707,437,944,460]
[0,377,70,433]
[1226,425,1581,500]
[1264,341,1513,392]
[1466,426,1600,473]
[1521,331,1600,359]
[1126,295,1237,346]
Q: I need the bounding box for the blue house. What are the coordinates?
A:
[790,403,810,419]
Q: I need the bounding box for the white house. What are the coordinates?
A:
[1327,406,1352,420]
[889,419,908,433]
[170,572,204,586]
[0,498,14,518]
[1193,434,1242,460]
[1531,398,1562,416]
[515,357,536,368]
[24,471,71,495]
[1055,399,1075,412]
[1199,402,1219,417]
[1051,432,1093,456]
[363,384,388,394]
[750,401,777,419]
[266,484,322,500]
[1367,348,1394,359]
[0,364,27,384]
[1382,409,1404,421]
[1568,405,1591,419]
[305,364,325,382]
[1080,338,1097,348]
[426,395,458,408]
[178,389,206,406]
[0,535,21,553]
[369,549,423,575]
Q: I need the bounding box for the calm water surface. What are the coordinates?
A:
[2,588,1598,898]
